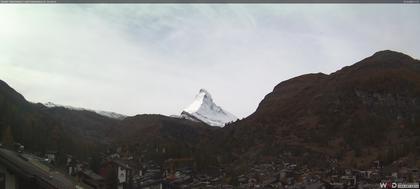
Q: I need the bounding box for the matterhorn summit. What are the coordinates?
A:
[180,89,237,127]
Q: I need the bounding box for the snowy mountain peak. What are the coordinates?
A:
[184,89,213,113]
[44,102,59,108]
[43,102,127,120]
[181,89,237,127]
[199,88,212,98]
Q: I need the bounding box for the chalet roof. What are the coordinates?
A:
[112,159,133,170]
[80,169,105,181]
[0,148,75,189]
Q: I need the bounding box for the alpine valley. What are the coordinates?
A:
[0,50,419,188]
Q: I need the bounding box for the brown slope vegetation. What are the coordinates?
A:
[0,79,222,170]
[37,105,120,145]
[0,80,77,157]
[0,80,119,162]
[221,50,420,168]
[110,114,222,170]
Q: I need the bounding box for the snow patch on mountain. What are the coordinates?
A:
[43,102,127,120]
[180,89,237,127]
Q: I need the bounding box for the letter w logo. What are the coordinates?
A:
[380,182,392,188]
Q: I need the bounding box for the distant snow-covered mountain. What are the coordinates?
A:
[180,89,237,127]
[43,102,127,120]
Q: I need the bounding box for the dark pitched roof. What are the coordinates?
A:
[112,159,133,170]
[0,148,75,189]
[80,169,105,181]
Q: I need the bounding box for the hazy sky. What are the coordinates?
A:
[1,5,420,118]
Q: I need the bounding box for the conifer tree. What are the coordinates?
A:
[2,125,14,147]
